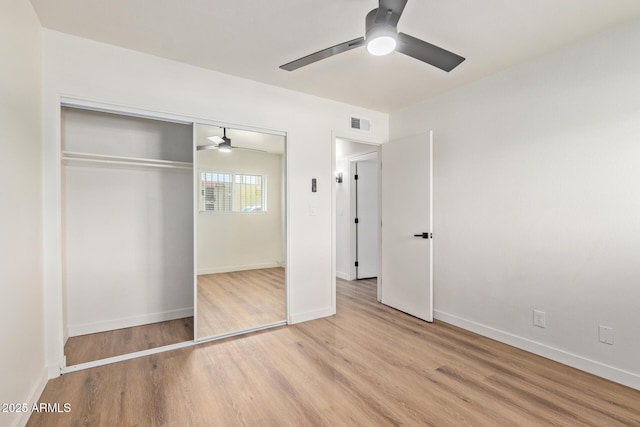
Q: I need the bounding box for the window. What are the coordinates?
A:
[200,172,266,213]
[234,174,264,212]
[200,172,232,212]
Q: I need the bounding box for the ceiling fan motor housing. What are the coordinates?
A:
[365,8,401,55]
[365,8,399,44]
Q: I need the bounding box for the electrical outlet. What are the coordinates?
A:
[533,309,546,328]
[599,325,614,345]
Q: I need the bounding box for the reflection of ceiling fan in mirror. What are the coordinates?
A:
[197,127,267,153]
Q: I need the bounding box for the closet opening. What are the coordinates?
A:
[61,106,195,366]
[57,99,289,372]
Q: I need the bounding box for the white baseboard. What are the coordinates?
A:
[289,307,335,324]
[14,368,48,427]
[336,271,350,280]
[434,310,640,391]
[67,307,194,337]
[198,262,282,275]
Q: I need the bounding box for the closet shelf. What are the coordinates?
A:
[61,151,193,170]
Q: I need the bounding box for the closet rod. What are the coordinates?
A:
[62,157,193,170]
[62,151,193,170]
[62,150,192,166]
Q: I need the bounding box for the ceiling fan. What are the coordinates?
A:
[197,127,267,153]
[280,0,465,72]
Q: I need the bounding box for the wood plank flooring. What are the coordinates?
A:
[30,278,640,426]
[64,317,194,366]
[197,267,286,339]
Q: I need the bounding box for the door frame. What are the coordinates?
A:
[332,133,384,314]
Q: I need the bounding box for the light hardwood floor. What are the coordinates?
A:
[197,267,286,339]
[30,278,640,426]
[64,317,194,366]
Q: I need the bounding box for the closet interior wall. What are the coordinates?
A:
[61,107,194,343]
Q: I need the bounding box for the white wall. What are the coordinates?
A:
[390,19,640,389]
[0,1,47,426]
[62,108,193,337]
[42,30,388,373]
[197,146,283,273]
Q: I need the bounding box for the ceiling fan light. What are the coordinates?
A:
[218,145,231,153]
[365,13,398,57]
[367,35,397,56]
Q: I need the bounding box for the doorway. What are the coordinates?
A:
[333,132,433,323]
[335,138,380,293]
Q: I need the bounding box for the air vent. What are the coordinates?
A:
[350,116,371,131]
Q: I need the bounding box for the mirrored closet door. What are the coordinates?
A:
[61,106,194,366]
[195,124,286,340]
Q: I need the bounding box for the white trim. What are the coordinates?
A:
[67,308,194,337]
[62,321,287,375]
[284,133,291,325]
[434,310,640,391]
[60,96,192,125]
[15,369,49,427]
[197,262,282,275]
[195,321,287,344]
[331,133,337,315]
[290,307,335,324]
[53,94,66,374]
[60,95,287,137]
[376,144,382,301]
[192,124,199,340]
[346,151,378,162]
[336,271,350,280]
[428,131,434,320]
[62,341,196,374]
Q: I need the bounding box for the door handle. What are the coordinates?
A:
[413,232,432,239]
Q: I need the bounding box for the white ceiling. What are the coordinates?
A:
[30,0,640,113]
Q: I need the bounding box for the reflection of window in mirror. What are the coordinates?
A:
[200,171,266,213]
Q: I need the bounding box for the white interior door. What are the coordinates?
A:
[381,131,433,321]
[355,159,378,279]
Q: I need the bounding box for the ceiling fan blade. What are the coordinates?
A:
[197,144,218,151]
[280,37,365,71]
[376,0,407,26]
[196,144,267,153]
[207,135,225,144]
[232,146,269,153]
[396,32,465,72]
